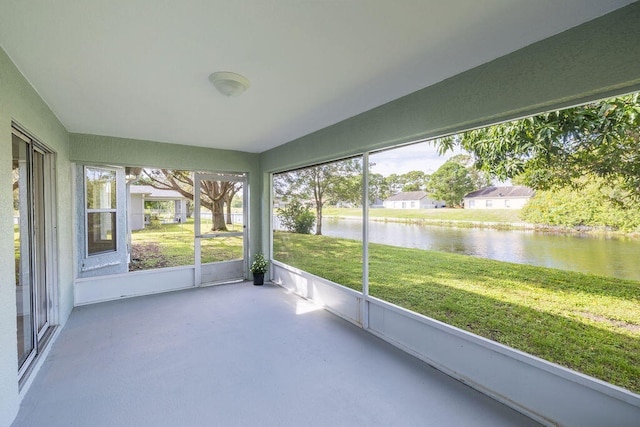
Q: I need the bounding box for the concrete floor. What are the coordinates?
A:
[12,283,541,427]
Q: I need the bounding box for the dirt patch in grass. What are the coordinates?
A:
[577,312,640,333]
[129,242,170,271]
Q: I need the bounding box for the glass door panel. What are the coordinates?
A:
[13,133,35,369]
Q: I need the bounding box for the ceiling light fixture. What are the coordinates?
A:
[208,71,250,97]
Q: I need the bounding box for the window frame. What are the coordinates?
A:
[84,166,118,257]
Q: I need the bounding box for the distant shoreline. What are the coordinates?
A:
[324,214,640,238]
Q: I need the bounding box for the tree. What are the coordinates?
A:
[368,173,389,204]
[449,154,491,190]
[384,173,405,196]
[435,93,640,199]
[427,161,475,207]
[400,170,428,192]
[274,158,361,235]
[328,169,362,207]
[141,169,233,231]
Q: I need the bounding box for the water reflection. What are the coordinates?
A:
[321,218,640,281]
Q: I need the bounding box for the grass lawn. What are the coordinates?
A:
[273,231,640,394]
[322,207,523,223]
[130,220,242,271]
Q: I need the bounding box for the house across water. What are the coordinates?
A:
[463,186,535,209]
[383,191,446,209]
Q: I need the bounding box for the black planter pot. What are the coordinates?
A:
[253,273,264,286]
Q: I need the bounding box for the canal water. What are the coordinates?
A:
[320,217,640,281]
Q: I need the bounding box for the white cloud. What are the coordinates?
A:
[369,141,464,176]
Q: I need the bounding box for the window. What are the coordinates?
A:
[411,201,416,208]
[85,167,117,255]
[271,93,640,395]
[272,157,363,291]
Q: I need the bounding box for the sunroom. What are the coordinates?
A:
[1,2,640,426]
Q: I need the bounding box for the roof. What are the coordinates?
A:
[464,186,535,199]
[385,191,429,202]
[129,185,188,200]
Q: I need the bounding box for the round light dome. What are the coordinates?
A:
[208,72,250,97]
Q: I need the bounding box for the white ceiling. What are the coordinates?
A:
[0,1,635,153]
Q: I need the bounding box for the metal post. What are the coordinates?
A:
[194,175,201,286]
[362,152,370,329]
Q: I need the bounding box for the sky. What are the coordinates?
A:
[369,140,464,177]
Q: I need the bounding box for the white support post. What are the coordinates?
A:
[194,176,202,286]
[362,152,370,329]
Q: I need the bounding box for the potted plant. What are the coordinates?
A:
[249,253,268,286]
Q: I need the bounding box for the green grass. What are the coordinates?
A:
[323,207,523,223]
[130,219,242,271]
[273,231,640,394]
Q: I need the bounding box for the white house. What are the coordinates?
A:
[383,191,445,209]
[463,186,534,209]
[128,185,189,230]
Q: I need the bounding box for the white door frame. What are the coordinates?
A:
[194,172,247,286]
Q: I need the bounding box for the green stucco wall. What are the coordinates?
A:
[0,46,72,427]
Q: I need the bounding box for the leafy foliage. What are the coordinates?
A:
[147,214,162,229]
[437,93,640,199]
[278,200,316,234]
[367,172,389,203]
[400,170,429,191]
[381,170,430,195]
[449,154,491,190]
[427,160,475,207]
[521,179,640,231]
[249,253,268,274]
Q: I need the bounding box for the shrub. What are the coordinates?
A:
[521,181,640,232]
[278,200,315,234]
[147,215,162,229]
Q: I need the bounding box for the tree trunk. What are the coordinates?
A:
[225,197,232,224]
[315,204,323,235]
[212,198,227,231]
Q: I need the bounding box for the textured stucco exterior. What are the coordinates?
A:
[0,46,73,427]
